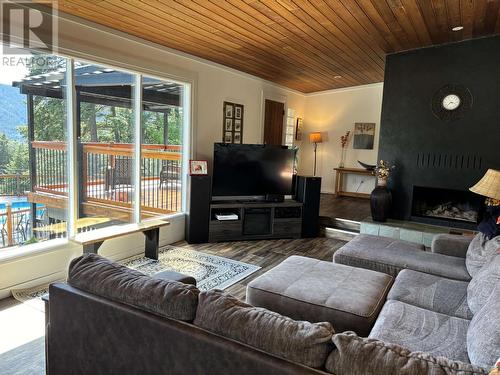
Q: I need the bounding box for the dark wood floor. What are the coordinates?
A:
[175,237,347,300]
[320,194,371,222]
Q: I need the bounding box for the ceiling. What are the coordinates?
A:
[52,0,500,93]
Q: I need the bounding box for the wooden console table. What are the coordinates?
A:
[334,168,374,199]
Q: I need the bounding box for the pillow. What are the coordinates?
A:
[325,332,487,375]
[477,205,500,239]
[467,251,500,314]
[193,289,334,369]
[68,254,200,321]
[467,284,500,369]
[466,233,500,277]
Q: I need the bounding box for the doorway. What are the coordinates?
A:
[263,99,284,145]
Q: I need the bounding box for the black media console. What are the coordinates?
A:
[209,200,303,242]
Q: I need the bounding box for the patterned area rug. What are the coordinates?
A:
[11,246,260,312]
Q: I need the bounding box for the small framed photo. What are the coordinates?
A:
[225,103,234,118]
[224,131,233,143]
[235,106,242,119]
[233,132,241,143]
[234,119,241,131]
[189,160,208,175]
[225,118,233,131]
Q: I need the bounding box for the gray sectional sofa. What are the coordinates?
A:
[45,233,500,375]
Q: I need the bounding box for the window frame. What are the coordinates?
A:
[0,51,192,252]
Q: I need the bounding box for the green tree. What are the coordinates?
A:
[0,133,11,172]
[7,142,29,174]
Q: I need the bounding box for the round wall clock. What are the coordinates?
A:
[431,84,473,121]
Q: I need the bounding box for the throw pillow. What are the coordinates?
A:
[325,332,487,375]
[467,284,500,369]
[68,254,200,321]
[467,251,500,314]
[193,289,334,369]
[466,233,500,277]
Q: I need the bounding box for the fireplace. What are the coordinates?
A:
[411,186,484,229]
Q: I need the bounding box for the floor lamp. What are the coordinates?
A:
[309,132,323,176]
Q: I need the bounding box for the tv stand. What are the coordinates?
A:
[209,200,303,242]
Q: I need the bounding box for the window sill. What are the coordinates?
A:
[0,238,72,264]
[0,213,185,264]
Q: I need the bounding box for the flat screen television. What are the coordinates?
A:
[212,143,296,200]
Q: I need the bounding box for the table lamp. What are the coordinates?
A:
[470,169,500,205]
[309,132,322,176]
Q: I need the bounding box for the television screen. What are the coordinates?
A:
[212,143,296,198]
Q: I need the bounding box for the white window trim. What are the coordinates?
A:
[1,52,193,256]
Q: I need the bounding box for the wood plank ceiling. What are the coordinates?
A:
[53,0,500,93]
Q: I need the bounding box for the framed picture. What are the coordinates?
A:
[225,118,233,131]
[295,117,303,141]
[353,123,375,149]
[189,160,208,175]
[233,132,241,144]
[235,106,242,119]
[223,101,244,144]
[234,119,241,131]
[225,103,234,118]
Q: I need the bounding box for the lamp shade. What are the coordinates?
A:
[309,132,322,143]
[470,169,500,200]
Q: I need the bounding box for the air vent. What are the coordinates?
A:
[415,153,482,170]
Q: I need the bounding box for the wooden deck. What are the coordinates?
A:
[28,181,181,223]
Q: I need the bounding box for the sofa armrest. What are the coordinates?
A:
[431,234,472,258]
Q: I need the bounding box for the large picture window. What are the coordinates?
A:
[0,49,189,251]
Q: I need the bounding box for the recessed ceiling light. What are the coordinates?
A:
[452,26,463,31]
[334,75,342,79]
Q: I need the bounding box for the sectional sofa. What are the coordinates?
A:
[45,233,499,375]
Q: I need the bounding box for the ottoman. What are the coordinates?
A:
[246,256,393,336]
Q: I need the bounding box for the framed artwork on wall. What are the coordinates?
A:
[223,101,244,144]
[353,123,375,149]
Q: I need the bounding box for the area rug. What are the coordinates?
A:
[11,246,260,312]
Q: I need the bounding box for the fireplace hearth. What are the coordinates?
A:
[411,186,484,228]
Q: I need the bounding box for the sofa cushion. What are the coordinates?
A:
[467,251,500,314]
[68,254,200,321]
[369,300,470,363]
[325,332,487,375]
[388,269,472,319]
[465,233,499,277]
[467,284,500,369]
[334,234,470,281]
[431,234,472,258]
[193,289,334,369]
[246,255,393,336]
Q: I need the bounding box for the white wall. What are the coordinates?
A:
[299,83,384,194]
[0,11,305,298]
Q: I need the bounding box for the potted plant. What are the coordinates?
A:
[370,160,395,222]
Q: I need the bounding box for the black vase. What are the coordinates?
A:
[370,183,392,222]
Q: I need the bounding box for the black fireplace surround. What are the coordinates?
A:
[378,36,500,229]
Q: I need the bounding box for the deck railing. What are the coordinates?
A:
[31,141,182,213]
[0,174,30,196]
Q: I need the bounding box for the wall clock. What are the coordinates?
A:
[431,84,473,121]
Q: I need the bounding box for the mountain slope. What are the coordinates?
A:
[0,84,27,141]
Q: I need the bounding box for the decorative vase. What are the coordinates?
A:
[370,178,392,222]
[339,148,346,168]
